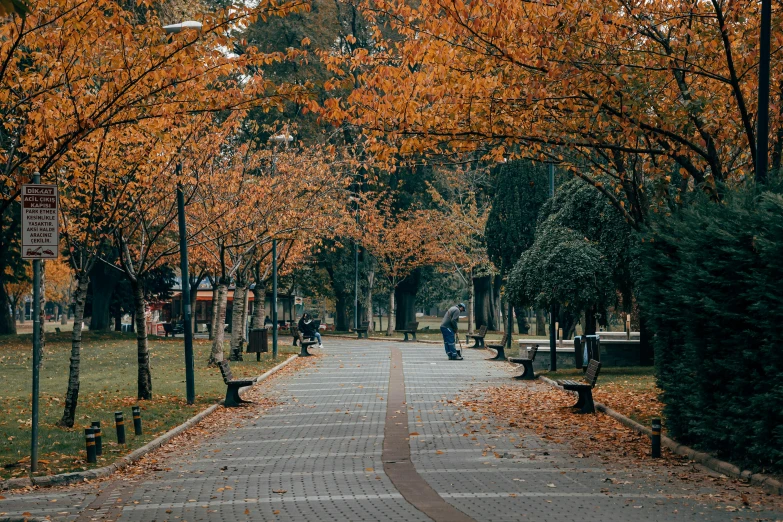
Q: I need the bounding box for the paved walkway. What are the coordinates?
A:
[2,339,781,521]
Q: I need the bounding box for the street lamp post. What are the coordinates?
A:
[757,0,772,184]
[548,163,557,371]
[268,133,293,358]
[162,21,203,405]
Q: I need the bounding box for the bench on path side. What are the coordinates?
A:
[486,332,509,361]
[398,321,419,342]
[557,359,602,414]
[466,325,488,348]
[293,330,318,357]
[218,360,255,407]
[355,322,369,338]
[509,344,539,380]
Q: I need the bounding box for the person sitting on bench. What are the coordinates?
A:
[298,313,323,349]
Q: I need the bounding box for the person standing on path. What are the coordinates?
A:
[440,303,465,360]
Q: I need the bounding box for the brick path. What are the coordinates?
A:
[2,339,781,521]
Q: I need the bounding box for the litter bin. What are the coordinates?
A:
[247,328,269,361]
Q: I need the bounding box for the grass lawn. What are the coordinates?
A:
[541,366,662,425]
[0,331,298,480]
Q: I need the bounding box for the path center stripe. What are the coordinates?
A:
[383,346,476,522]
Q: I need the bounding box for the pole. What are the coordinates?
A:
[272,238,278,358]
[30,171,41,473]
[757,0,772,184]
[548,163,557,371]
[176,165,195,405]
[354,241,359,330]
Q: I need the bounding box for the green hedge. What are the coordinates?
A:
[638,187,783,473]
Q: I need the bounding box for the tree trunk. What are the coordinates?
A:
[60,304,68,325]
[89,262,119,331]
[394,276,418,330]
[584,305,597,336]
[365,268,375,334]
[467,269,474,334]
[492,274,502,331]
[229,285,246,360]
[514,306,529,334]
[335,293,349,331]
[0,280,17,334]
[251,281,266,329]
[131,279,152,400]
[58,272,90,427]
[473,275,496,330]
[386,290,395,336]
[209,283,219,340]
[377,304,383,332]
[209,281,229,364]
[535,309,546,336]
[114,313,122,332]
[18,303,25,325]
[189,285,198,335]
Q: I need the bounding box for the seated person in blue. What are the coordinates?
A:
[297,313,323,349]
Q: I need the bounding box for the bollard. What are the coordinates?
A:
[85,428,97,463]
[132,406,142,436]
[91,421,102,456]
[651,418,661,458]
[115,411,126,444]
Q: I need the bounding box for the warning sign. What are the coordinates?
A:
[22,184,59,259]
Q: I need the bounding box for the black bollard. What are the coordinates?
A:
[91,421,102,456]
[115,411,126,444]
[85,428,97,463]
[651,418,661,458]
[132,406,142,436]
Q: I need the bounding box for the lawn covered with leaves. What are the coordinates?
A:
[541,366,661,425]
[0,331,297,480]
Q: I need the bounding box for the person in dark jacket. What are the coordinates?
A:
[298,313,323,348]
[440,303,465,360]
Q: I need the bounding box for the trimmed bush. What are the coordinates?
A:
[638,187,783,473]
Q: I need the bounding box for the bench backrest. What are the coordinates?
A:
[584,359,602,387]
[528,344,539,361]
[218,360,233,383]
[498,332,508,347]
[406,321,419,331]
[478,325,487,337]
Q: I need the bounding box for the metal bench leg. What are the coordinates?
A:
[225,385,240,407]
[299,345,312,357]
[577,391,595,414]
[411,332,417,341]
[514,361,535,380]
[403,332,409,342]
[478,338,484,348]
[489,346,506,361]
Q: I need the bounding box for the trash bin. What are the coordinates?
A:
[584,334,600,367]
[247,328,268,361]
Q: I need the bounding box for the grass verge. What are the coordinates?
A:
[0,331,297,480]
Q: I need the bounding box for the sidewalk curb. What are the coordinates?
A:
[537,375,783,496]
[0,354,298,492]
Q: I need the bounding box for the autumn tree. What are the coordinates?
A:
[325,0,783,225]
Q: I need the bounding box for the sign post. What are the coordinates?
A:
[22,179,58,474]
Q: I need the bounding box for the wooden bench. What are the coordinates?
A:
[509,344,539,380]
[218,360,255,407]
[55,327,61,334]
[293,330,318,357]
[486,332,509,361]
[398,321,419,342]
[466,325,488,348]
[355,322,369,338]
[557,359,602,414]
